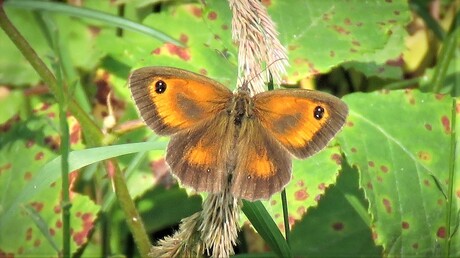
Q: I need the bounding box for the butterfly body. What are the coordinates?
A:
[130,67,348,201]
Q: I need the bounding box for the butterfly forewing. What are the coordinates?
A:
[129,67,233,135]
[253,89,348,159]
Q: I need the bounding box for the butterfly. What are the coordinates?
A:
[129,67,348,201]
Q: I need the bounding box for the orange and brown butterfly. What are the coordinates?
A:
[129,67,348,201]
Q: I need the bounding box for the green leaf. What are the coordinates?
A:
[0,118,100,256]
[337,90,460,256]
[261,146,343,230]
[290,162,381,257]
[138,186,202,232]
[268,0,411,81]
[105,2,238,88]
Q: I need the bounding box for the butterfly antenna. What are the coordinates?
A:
[242,57,287,90]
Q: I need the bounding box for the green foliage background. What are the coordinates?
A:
[0,0,458,257]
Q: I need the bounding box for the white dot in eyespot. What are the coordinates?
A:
[206,168,211,173]
[247,175,252,179]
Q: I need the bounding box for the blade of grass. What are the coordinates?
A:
[4,0,183,46]
[431,27,459,93]
[242,200,292,258]
[280,189,290,245]
[23,204,60,253]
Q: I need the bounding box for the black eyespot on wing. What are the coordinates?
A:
[155,80,167,94]
[313,106,324,120]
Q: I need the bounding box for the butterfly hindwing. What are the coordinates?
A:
[231,120,292,201]
[166,113,235,194]
[129,66,233,135]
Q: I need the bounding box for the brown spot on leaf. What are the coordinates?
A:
[394,10,400,15]
[437,226,446,238]
[330,50,335,57]
[152,48,161,55]
[372,231,378,240]
[26,228,32,241]
[441,116,451,134]
[351,147,357,153]
[26,140,35,148]
[35,152,44,160]
[40,102,51,111]
[368,161,375,167]
[70,124,81,145]
[318,183,326,190]
[331,153,342,165]
[332,222,344,231]
[288,45,298,51]
[191,6,202,17]
[435,94,445,100]
[344,18,352,26]
[30,202,44,212]
[402,221,409,229]
[367,182,373,190]
[383,198,392,213]
[33,239,41,247]
[347,121,354,127]
[54,205,61,214]
[332,25,350,35]
[295,189,309,201]
[179,34,189,44]
[412,243,419,249]
[207,11,217,20]
[380,165,388,173]
[56,219,63,228]
[261,0,272,6]
[296,180,305,187]
[199,69,207,75]
[297,206,306,216]
[23,171,32,181]
[166,43,190,61]
[425,123,432,131]
[270,200,277,206]
[418,151,431,161]
[423,179,430,186]
[49,228,56,236]
[44,136,60,151]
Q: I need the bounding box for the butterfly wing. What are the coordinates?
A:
[253,89,348,158]
[129,66,233,135]
[167,113,235,194]
[231,120,292,201]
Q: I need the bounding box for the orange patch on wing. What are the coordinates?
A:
[185,142,214,166]
[247,150,275,178]
[147,78,229,130]
[258,96,331,148]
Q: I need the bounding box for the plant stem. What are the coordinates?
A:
[108,160,151,256]
[59,101,71,258]
[445,99,457,257]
